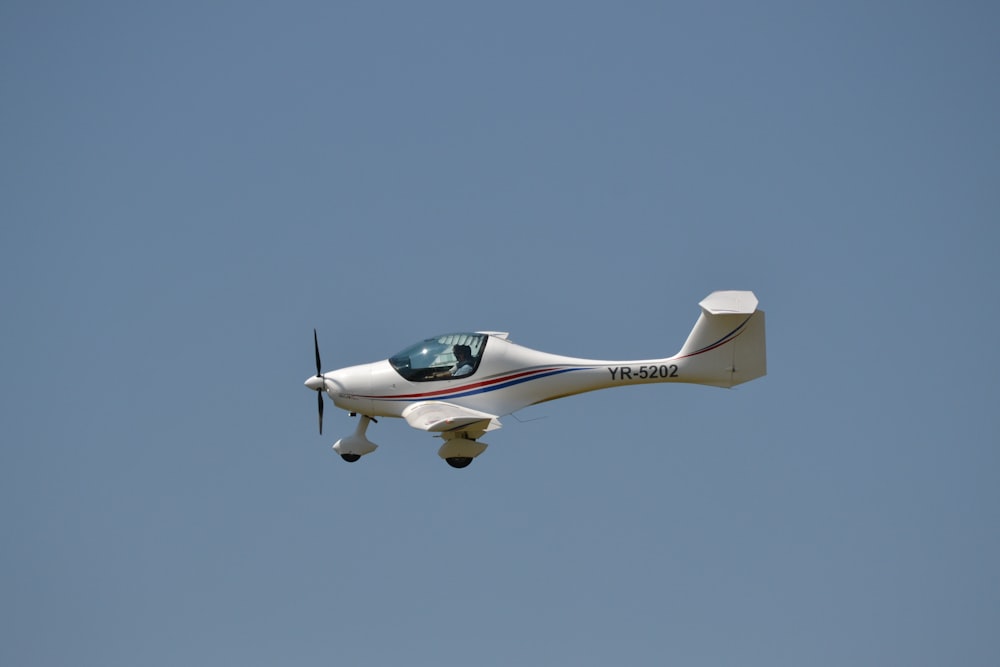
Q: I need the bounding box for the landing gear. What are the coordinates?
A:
[438,437,488,469]
[333,415,379,462]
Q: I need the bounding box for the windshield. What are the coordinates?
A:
[389,333,487,382]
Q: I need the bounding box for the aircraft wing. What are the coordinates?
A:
[402,401,502,439]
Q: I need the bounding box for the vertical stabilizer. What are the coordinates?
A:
[676,291,767,387]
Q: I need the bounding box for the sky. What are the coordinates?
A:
[2,1,998,665]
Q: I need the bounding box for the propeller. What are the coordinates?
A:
[306,329,376,435]
[313,329,325,434]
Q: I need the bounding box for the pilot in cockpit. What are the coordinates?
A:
[451,344,474,377]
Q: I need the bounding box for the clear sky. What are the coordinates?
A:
[2,2,998,665]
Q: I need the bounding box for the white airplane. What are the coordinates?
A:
[306,290,766,468]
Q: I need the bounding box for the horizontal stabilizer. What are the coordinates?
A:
[698,290,758,315]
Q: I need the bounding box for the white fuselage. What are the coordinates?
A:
[322,335,695,419]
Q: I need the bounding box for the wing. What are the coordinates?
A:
[402,401,502,440]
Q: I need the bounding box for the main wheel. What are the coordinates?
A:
[445,457,473,469]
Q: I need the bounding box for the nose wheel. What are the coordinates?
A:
[333,414,379,462]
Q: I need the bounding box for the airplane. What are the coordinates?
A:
[305,290,766,469]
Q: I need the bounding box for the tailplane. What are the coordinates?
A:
[675,291,767,388]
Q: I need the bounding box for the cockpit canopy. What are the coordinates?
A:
[389,333,488,382]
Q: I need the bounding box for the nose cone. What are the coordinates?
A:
[304,375,325,391]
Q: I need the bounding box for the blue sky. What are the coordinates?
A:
[2,2,998,665]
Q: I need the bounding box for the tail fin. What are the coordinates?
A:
[675,291,767,388]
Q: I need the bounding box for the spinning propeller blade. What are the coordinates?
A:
[314,329,322,376]
[313,329,324,435]
[317,389,324,435]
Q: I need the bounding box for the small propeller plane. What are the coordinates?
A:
[305,290,766,468]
